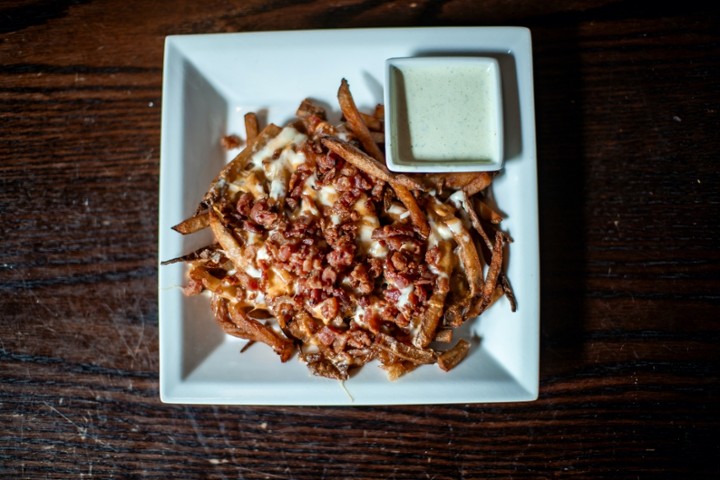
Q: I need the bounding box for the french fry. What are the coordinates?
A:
[334,79,431,238]
[382,361,418,381]
[441,214,484,298]
[171,211,210,235]
[215,297,294,362]
[414,277,449,348]
[500,274,517,312]
[446,190,493,253]
[303,352,349,380]
[240,340,256,353]
[476,198,504,224]
[437,339,471,371]
[207,210,245,270]
[221,134,242,150]
[160,245,216,266]
[360,111,382,131]
[426,172,476,190]
[478,230,506,313]
[322,136,392,183]
[413,213,454,348]
[320,135,423,191]
[296,98,326,119]
[203,123,282,207]
[337,78,385,163]
[433,328,453,343]
[244,112,259,144]
[461,192,494,252]
[188,265,224,294]
[374,333,436,365]
[370,131,385,144]
[463,172,494,197]
[373,103,384,121]
[442,294,472,328]
[335,80,426,190]
[186,264,241,302]
[393,184,430,238]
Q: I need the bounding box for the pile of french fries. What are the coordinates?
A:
[164,79,515,380]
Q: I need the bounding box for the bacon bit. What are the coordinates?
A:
[319,297,339,321]
[316,326,337,346]
[303,353,349,380]
[347,329,371,349]
[367,258,384,279]
[364,311,383,334]
[348,264,373,295]
[321,266,337,285]
[242,220,263,234]
[236,192,254,216]
[250,199,278,228]
[377,301,400,323]
[221,134,242,150]
[385,289,400,303]
[390,251,409,271]
[327,245,355,268]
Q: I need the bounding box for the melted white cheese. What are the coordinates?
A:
[350,304,370,330]
[397,284,414,309]
[246,231,261,245]
[234,171,266,200]
[317,185,338,207]
[300,196,319,216]
[250,126,307,169]
[253,291,266,306]
[298,174,324,216]
[246,126,308,201]
[246,265,262,279]
[368,240,388,258]
[256,245,270,262]
[436,222,454,241]
[386,202,410,221]
[427,216,452,279]
[445,216,469,241]
[269,178,286,200]
[353,305,365,324]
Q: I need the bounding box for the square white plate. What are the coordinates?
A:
[159,27,539,405]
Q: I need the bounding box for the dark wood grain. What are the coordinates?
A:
[2,0,719,478]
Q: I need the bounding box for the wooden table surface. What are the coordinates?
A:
[2,1,719,478]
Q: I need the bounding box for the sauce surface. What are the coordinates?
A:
[390,60,500,165]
